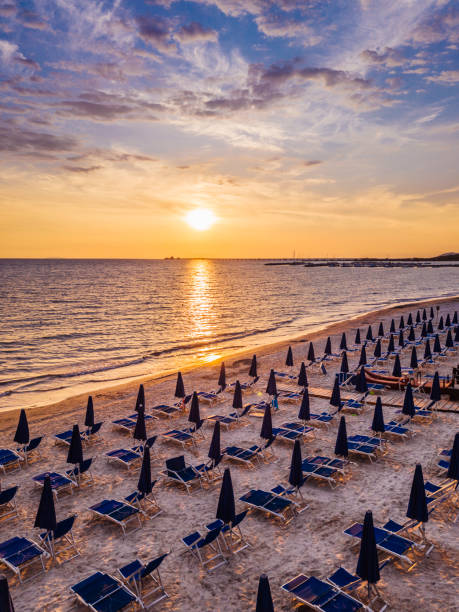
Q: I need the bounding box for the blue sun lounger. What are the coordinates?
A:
[282,422,316,440]
[89,499,142,536]
[33,471,76,500]
[281,574,368,611]
[161,425,201,449]
[0,486,19,523]
[375,421,412,440]
[66,458,94,487]
[17,436,43,464]
[309,412,334,428]
[118,553,169,609]
[125,486,162,518]
[151,403,182,418]
[182,527,227,572]
[205,511,250,554]
[112,414,155,433]
[196,391,219,404]
[270,484,309,513]
[305,455,349,475]
[160,455,205,494]
[70,571,139,611]
[105,447,142,469]
[301,460,339,488]
[222,444,263,468]
[39,515,79,563]
[0,536,47,582]
[240,489,296,523]
[0,449,23,473]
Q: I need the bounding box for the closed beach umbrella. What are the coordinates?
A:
[330,375,342,410]
[453,311,458,325]
[137,446,152,495]
[378,322,384,337]
[408,325,415,342]
[399,315,405,329]
[216,468,235,524]
[433,334,441,354]
[356,510,380,596]
[358,344,367,367]
[424,339,432,360]
[133,408,147,441]
[427,320,434,334]
[175,372,185,398]
[373,339,381,359]
[324,337,332,355]
[354,328,361,345]
[410,346,418,370]
[430,372,441,402]
[208,421,221,462]
[398,329,404,348]
[445,313,451,327]
[438,315,444,331]
[84,396,94,428]
[135,384,145,412]
[67,425,83,465]
[0,576,14,612]
[249,355,258,379]
[218,362,226,391]
[289,440,303,489]
[447,433,459,482]
[233,380,243,409]
[298,362,308,387]
[366,325,373,342]
[356,367,368,394]
[260,405,273,440]
[340,351,349,374]
[429,306,434,319]
[445,330,454,348]
[392,354,402,378]
[371,397,385,433]
[256,575,274,612]
[286,346,294,367]
[406,464,428,525]
[13,409,29,445]
[390,319,395,334]
[266,370,277,396]
[415,311,421,324]
[402,383,415,418]
[307,342,315,362]
[387,334,395,353]
[422,308,427,321]
[340,332,348,351]
[34,474,57,531]
[455,326,459,343]
[188,392,201,426]
[407,313,413,326]
[298,388,310,421]
[420,322,427,338]
[335,416,348,457]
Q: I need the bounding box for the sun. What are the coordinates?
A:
[185,208,216,231]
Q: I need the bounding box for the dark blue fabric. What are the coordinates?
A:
[0,576,14,612]
[335,416,348,458]
[249,355,258,378]
[406,464,428,523]
[330,376,341,409]
[137,446,152,494]
[402,384,415,418]
[286,346,294,367]
[298,388,310,421]
[133,409,147,442]
[208,421,221,462]
[373,339,381,358]
[356,511,380,584]
[34,475,57,531]
[256,574,274,612]
[358,345,367,367]
[232,380,243,409]
[447,433,459,481]
[324,337,332,355]
[84,396,95,428]
[430,372,441,402]
[355,368,368,394]
[216,468,236,524]
[410,346,418,369]
[371,398,385,433]
[307,342,315,362]
[408,325,415,341]
[340,333,348,351]
[354,329,361,345]
[366,326,373,341]
[289,440,303,488]
[266,370,277,396]
[67,425,83,465]
[175,372,185,398]
[135,384,145,412]
[424,339,432,360]
[298,362,308,386]
[188,392,201,425]
[13,409,29,445]
[260,405,273,439]
[218,362,226,390]
[340,352,349,374]
[392,355,402,378]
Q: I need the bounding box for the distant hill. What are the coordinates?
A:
[432,253,459,261]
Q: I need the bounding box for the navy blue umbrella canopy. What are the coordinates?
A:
[420,322,427,338]
[433,334,441,354]
[390,319,396,334]
[410,346,418,370]
[371,397,385,433]
[438,315,444,331]
[387,334,395,353]
[447,433,459,481]
[289,440,303,489]
[408,325,415,342]
[416,310,421,324]
[392,354,402,378]
[135,384,145,412]
[249,355,258,378]
[0,575,14,612]
[378,322,384,337]
[340,332,348,351]
[427,320,434,335]
[445,329,454,348]
[266,370,277,396]
[402,383,415,418]
[358,344,367,367]
[354,328,361,345]
[286,346,294,367]
[407,313,413,326]
[399,315,405,330]
[330,375,342,409]
[216,468,235,524]
[340,351,349,373]
[430,306,434,319]
[84,396,95,428]
[233,380,243,409]
[307,342,315,362]
[445,313,451,327]
[424,339,432,360]
[356,510,380,585]
[355,367,368,394]
[175,372,185,398]
[256,574,274,612]
[298,362,308,387]
[208,421,221,462]
[13,409,29,445]
[138,446,152,495]
[34,474,57,531]
[453,311,458,325]
[398,329,404,348]
[335,416,348,457]
[133,408,147,441]
[422,308,427,321]
[218,362,226,390]
[298,388,310,421]
[406,464,428,524]
[67,425,83,465]
[373,339,381,359]
[260,405,273,440]
[366,325,373,342]
[324,337,332,355]
[188,392,201,426]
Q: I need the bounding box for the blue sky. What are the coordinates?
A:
[0,0,458,257]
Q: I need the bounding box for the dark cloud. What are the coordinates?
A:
[258,60,372,90]
[176,21,217,43]
[59,99,133,119]
[303,160,322,167]
[62,165,102,173]
[411,2,459,45]
[135,15,175,52]
[56,91,165,121]
[0,2,15,17]
[17,10,48,30]
[361,47,405,68]
[0,124,77,154]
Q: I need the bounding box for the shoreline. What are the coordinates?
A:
[3,292,458,428]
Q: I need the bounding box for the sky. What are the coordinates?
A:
[0,0,458,258]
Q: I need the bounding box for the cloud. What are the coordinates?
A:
[255,13,320,44]
[135,15,176,53]
[426,70,459,84]
[360,47,405,67]
[0,39,39,70]
[410,2,459,45]
[303,160,322,166]
[63,165,102,173]
[0,124,77,154]
[17,10,48,30]
[0,2,15,18]
[176,22,218,43]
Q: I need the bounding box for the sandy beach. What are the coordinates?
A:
[1,296,458,611]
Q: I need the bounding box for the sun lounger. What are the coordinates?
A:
[278,390,303,402]
[89,499,142,536]
[70,571,139,611]
[182,527,227,571]
[38,515,79,563]
[125,486,162,519]
[245,401,271,417]
[132,436,158,456]
[112,414,155,433]
[195,391,219,404]
[17,436,43,464]
[270,484,309,513]
[222,445,262,468]
[150,404,182,418]
[160,456,205,494]
[341,399,365,414]
[82,422,103,444]
[207,405,251,429]
[66,458,94,487]
[376,420,412,440]
[305,455,349,475]
[33,471,76,500]
[118,553,169,609]
[0,536,47,583]
[282,574,369,611]
[281,422,316,440]
[205,511,250,554]
[0,449,23,473]
[309,412,334,428]
[301,460,339,488]
[105,447,142,469]
[160,424,202,449]
[240,489,296,523]
[0,486,19,523]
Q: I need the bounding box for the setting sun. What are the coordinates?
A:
[185,208,216,231]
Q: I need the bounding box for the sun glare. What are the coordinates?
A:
[185,208,216,231]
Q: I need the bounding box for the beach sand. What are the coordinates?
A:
[1,296,458,611]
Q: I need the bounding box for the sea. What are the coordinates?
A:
[1,259,458,411]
